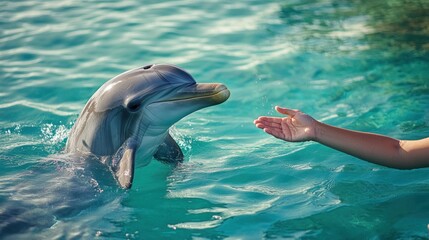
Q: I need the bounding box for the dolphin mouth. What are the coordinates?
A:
[156,83,230,104]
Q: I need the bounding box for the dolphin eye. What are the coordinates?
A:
[127,101,141,112]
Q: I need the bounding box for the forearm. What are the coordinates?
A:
[313,122,417,169]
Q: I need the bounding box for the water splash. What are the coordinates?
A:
[40,122,72,153]
[169,126,193,155]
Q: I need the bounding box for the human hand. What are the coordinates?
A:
[254,106,317,142]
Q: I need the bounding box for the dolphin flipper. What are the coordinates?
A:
[112,140,137,189]
[153,133,184,164]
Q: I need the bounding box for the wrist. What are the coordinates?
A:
[312,120,322,142]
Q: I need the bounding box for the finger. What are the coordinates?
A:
[255,119,282,128]
[275,106,299,116]
[256,116,283,124]
[264,128,285,140]
[256,124,283,134]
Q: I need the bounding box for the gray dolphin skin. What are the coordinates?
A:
[65,64,230,188]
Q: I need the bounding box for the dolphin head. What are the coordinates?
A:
[122,64,230,127]
[66,64,230,157]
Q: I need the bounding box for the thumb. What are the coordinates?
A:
[275,106,299,116]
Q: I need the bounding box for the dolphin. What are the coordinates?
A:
[65,64,230,188]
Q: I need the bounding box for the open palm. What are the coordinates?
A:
[254,106,316,142]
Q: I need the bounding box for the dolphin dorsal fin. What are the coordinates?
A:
[112,140,137,189]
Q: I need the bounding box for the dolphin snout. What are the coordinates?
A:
[211,83,230,104]
[173,83,230,103]
[146,82,230,126]
[214,83,227,92]
[190,83,230,104]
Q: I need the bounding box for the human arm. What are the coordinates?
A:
[254,106,429,169]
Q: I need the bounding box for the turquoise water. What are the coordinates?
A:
[1,0,429,239]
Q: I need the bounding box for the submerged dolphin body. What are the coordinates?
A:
[65,64,230,188]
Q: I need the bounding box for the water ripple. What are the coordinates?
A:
[0,100,78,116]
